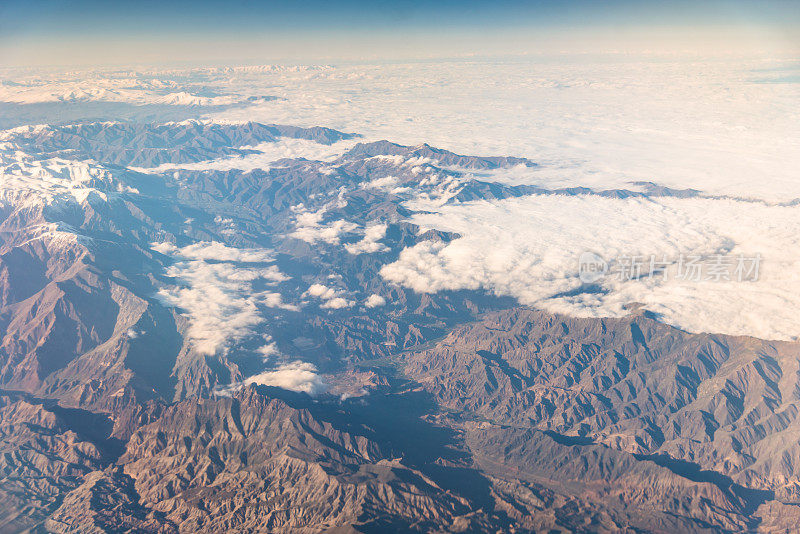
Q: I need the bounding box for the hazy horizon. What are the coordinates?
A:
[1,0,798,67]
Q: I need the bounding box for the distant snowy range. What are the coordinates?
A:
[3,56,800,532]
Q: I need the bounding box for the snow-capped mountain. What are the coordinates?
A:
[0,117,799,532]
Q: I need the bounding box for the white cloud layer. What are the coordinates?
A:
[7,57,800,347]
[213,58,800,202]
[381,194,800,341]
[152,241,275,262]
[140,138,359,173]
[154,241,296,355]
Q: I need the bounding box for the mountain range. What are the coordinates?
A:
[0,120,798,533]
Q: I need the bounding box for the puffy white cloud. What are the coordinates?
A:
[291,219,358,245]
[380,194,800,341]
[303,283,354,309]
[364,294,387,308]
[256,341,279,358]
[260,292,299,311]
[244,361,327,395]
[320,297,354,309]
[289,199,385,251]
[289,199,358,245]
[304,283,340,300]
[345,223,388,254]
[154,241,295,355]
[362,175,400,190]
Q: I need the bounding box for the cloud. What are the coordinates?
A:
[140,137,359,173]
[260,292,298,311]
[153,240,276,262]
[345,223,389,254]
[256,341,279,359]
[154,241,296,355]
[291,219,358,245]
[380,194,800,341]
[244,361,327,395]
[289,199,358,245]
[304,283,340,300]
[320,297,353,309]
[213,58,800,202]
[365,294,387,308]
[303,283,354,309]
[362,175,400,190]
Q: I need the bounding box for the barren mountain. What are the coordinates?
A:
[0,120,798,533]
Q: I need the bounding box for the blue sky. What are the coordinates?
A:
[1,0,798,66]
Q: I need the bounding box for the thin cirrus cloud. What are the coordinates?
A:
[153,241,297,355]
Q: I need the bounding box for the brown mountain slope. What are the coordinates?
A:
[403,308,800,503]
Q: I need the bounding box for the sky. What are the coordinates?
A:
[1,0,799,66]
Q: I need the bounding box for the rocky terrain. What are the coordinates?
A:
[0,120,799,532]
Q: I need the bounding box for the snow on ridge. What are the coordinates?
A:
[0,63,333,108]
[154,91,237,107]
[0,150,136,207]
[0,77,238,106]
